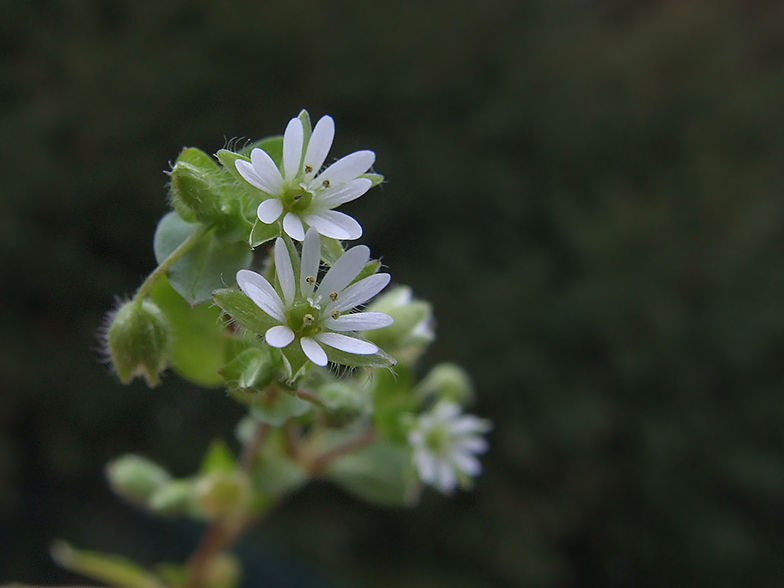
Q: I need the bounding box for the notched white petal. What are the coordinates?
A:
[324,312,394,332]
[316,178,373,208]
[282,212,305,241]
[314,332,378,355]
[274,237,295,306]
[265,325,295,348]
[300,336,328,366]
[303,210,362,241]
[282,118,304,181]
[236,269,286,322]
[300,227,321,296]
[316,245,370,298]
[316,150,375,185]
[257,198,284,223]
[249,148,285,193]
[303,115,335,180]
[327,273,391,313]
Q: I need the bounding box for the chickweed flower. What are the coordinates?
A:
[235,113,376,241]
[236,228,393,367]
[408,402,492,494]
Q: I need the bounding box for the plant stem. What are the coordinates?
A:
[133,223,212,303]
[308,428,378,476]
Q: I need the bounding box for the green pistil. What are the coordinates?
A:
[282,186,313,213]
[289,302,322,335]
[425,426,449,453]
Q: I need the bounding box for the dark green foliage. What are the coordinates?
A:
[3,1,784,587]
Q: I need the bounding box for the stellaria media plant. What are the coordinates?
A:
[39,110,491,588]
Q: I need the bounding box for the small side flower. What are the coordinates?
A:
[235,113,377,241]
[408,402,492,494]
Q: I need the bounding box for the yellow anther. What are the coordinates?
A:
[304,164,313,174]
[329,292,339,301]
[306,276,316,286]
[303,314,315,326]
[331,310,341,320]
[322,179,331,188]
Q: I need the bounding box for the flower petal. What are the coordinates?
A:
[236,269,286,322]
[327,273,391,313]
[248,148,285,194]
[315,150,375,185]
[274,237,295,306]
[257,198,283,223]
[314,332,378,355]
[451,451,482,477]
[303,210,363,240]
[455,436,489,455]
[303,115,334,181]
[282,212,305,241]
[316,178,373,209]
[435,460,457,493]
[323,312,394,332]
[282,117,304,181]
[413,451,438,485]
[316,245,370,298]
[265,325,295,348]
[300,336,328,366]
[300,227,321,298]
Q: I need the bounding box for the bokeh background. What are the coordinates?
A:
[3,0,784,586]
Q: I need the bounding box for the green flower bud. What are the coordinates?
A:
[105,454,171,508]
[318,380,371,427]
[219,347,278,392]
[194,471,251,520]
[168,148,223,223]
[149,480,196,516]
[105,299,170,387]
[364,286,434,364]
[415,363,474,406]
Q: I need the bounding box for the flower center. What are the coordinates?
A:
[281,186,313,213]
[424,426,450,454]
[289,302,322,335]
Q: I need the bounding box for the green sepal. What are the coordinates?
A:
[106,299,170,387]
[219,346,279,392]
[249,218,281,247]
[320,237,345,265]
[148,480,196,517]
[199,439,237,474]
[168,147,223,224]
[212,288,280,336]
[297,110,313,146]
[150,276,225,388]
[105,454,171,508]
[237,135,283,161]
[361,172,384,188]
[322,341,397,369]
[50,541,164,588]
[324,438,419,507]
[153,211,253,305]
[354,259,382,284]
[216,135,283,199]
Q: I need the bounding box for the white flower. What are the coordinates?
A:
[236,228,393,367]
[408,402,491,494]
[235,113,376,241]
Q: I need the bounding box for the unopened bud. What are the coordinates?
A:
[194,471,251,519]
[106,454,171,508]
[105,299,170,387]
[364,286,434,364]
[318,381,370,427]
[149,480,195,516]
[169,148,222,223]
[415,363,474,405]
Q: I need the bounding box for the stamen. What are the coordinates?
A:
[331,310,341,320]
[304,164,313,174]
[322,179,331,188]
[303,314,315,326]
[306,276,316,286]
[329,292,339,301]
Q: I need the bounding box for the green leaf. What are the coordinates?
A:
[213,288,280,335]
[325,439,419,507]
[50,541,163,588]
[150,276,225,387]
[154,212,253,305]
[199,439,237,474]
[237,135,283,162]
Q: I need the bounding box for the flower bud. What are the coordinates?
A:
[149,480,196,516]
[364,286,434,364]
[218,347,278,392]
[204,552,242,588]
[168,148,222,223]
[194,471,251,520]
[415,363,474,406]
[105,299,170,387]
[318,380,371,427]
[105,454,171,508]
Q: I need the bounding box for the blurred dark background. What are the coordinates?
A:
[3,0,784,586]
